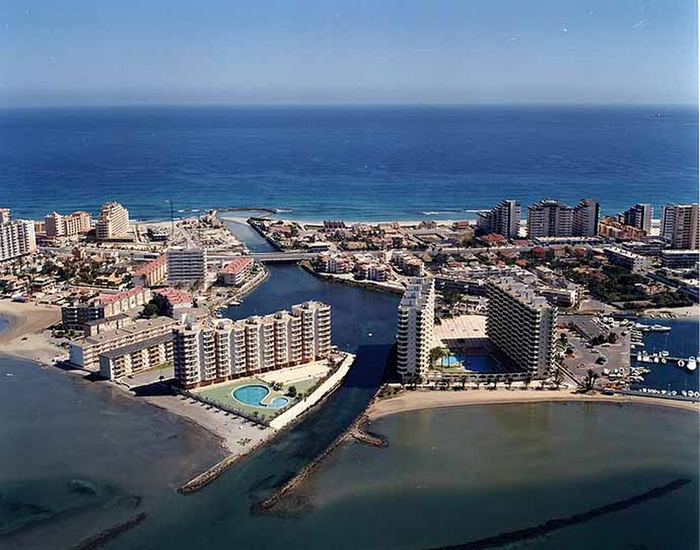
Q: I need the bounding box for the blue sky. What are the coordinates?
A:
[0,0,697,106]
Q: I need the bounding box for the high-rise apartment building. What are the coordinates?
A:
[572,198,600,237]
[167,247,208,285]
[45,211,93,238]
[396,277,435,382]
[486,278,557,379]
[526,199,574,238]
[0,210,37,263]
[173,301,331,389]
[95,202,130,240]
[661,204,699,250]
[476,199,521,239]
[619,203,653,234]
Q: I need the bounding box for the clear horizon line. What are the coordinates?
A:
[0,100,698,111]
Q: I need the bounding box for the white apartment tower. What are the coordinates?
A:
[96,202,130,240]
[396,277,435,382]
[527,199,574,238]
[0,210,37,263]
[167,247,208,285]
[174,302,331,389]
[486,278,557,379]
[476,199,521,239]
[661,203,699,250]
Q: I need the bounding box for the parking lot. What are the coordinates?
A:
[560,319,631,381]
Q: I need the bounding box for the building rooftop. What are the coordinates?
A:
[220,256,253,275]
[81,316,177,347]
[100,333,173,360]
[490,278,553,310]
[132,254,167,277]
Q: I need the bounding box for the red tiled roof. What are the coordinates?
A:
[133,254,167,277]
[220,257,253,275]
[98,286,149,305]
[153,287,192,304]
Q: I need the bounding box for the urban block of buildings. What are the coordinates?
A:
[132,254,168,287]
[69,316,177,372]
[173,301,331,389]
[527,198,599,239]
[218,256,254,286]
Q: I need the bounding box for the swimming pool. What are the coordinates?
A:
[441,354,501,373]
[232,384,290,408]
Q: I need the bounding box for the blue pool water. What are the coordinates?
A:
[232,384,289,408]
[442,354,501,372]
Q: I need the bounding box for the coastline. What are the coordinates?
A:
[367,388,700,420]
[642,304,699,319]
[0,300,63,364]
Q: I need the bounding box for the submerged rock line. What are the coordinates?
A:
[427,478,692,550]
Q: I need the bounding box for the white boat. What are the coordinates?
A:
[682,390,688,397]
[678,360,686,368]
[687,357,697,372]
[653,357,660,363]
[661,358,667,364]
[650,324,671,332]
[636,353,642,361]
[660,351,669,357]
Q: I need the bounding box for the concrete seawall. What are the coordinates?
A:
[252,387,389,513]
[299,261,405,295]
[177,353,357,495]
[270,353,356,430]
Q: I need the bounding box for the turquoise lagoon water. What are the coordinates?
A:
[232,384,289,408]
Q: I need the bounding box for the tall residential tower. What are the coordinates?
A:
[396,277,435,382]
[486,278,557,379]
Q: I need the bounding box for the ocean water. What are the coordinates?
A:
[1,105,697,221]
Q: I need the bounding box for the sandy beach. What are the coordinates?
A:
[368,388,700,420]
[643,304,699,319]
[0,299,63,364]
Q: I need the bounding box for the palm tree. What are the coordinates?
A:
[506,375,514,390]
[552,368,564,389]
[429,347,443,368]
[523,374,532,390]
[460,375,468,390]
[580,369,599,393]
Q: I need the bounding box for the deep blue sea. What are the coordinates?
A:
[0,105,697,221]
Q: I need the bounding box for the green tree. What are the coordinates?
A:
[429,347,443,367]
[140,302,159,319]
[287,385,298,398]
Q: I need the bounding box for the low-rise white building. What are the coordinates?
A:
[605,246,652,273]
